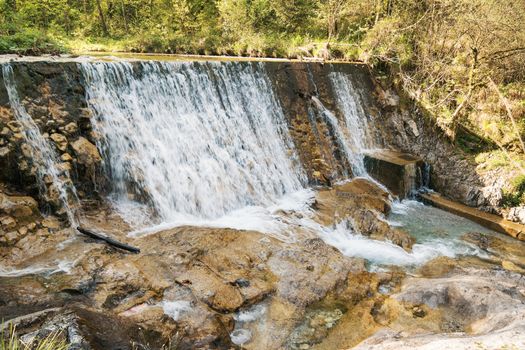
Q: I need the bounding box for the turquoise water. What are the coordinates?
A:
[389,199,495,242]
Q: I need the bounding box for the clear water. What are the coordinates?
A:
[389,199,494,241]
[312,200,490,267]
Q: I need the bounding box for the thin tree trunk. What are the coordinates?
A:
[96,0,109,36]
[120,0,128,32]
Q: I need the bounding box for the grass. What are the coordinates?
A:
[0,323,67,350]
[62,34,362,61]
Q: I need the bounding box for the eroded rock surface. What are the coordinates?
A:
[1,221,395,349]
[352,257,525,350]
[314,178,414,249]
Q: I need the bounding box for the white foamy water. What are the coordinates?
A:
[127,188,316,242]
[310,198,490,267]
[0,259,75,277]
[161,300,192,321]
[81,61,306,230]
[318,222,457,267]
[328,72,374,176]
[2,64,78,225]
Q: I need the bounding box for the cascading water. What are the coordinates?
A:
[328,72,373,176]
[2,64,78,226]
[311,96,362,177]
[80,61,307,230]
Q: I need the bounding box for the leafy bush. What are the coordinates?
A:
[0,28,65,55]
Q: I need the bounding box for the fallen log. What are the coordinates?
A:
[77,226,141,254]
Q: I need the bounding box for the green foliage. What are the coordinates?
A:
[502,174,525,207]
[0,0,523,185]
[0,28,65,55]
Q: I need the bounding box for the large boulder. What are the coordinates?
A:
[0,192,38,219]
[314,178,415,250]
[71,137,101,166]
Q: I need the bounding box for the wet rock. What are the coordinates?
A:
[61,153,73,162]
[50,133,68,152]
[354,264,525,349]
[19,143,32,158]
[1,215,17,230]
[0,127,10,136]
[0,146,10,157]
[7,120,21,132]
[0,192,38,219]
[314,178,414,250]
[5,230,19,244]
[41,217,60,229]
[64,122,79,134]
[411,306,426,318]
[71,137,101,166]
[177,265,244,312]
[501,260,525,273]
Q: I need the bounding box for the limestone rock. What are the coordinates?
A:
[5,230,20,244]
[176,265,244,312]
[1,215,17,230]
[0,146,10,158]
[7,120,21,132]
[354,264,525,350]
[507,206,525,225]
[314,178,414,250]
[61,153,73,162]
[71,137,101,166]
[0,193,38,218]
[50,133,68,152]
[20,143,32,158]
[64,122,79,134]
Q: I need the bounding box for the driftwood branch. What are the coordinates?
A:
[77,226,140,254]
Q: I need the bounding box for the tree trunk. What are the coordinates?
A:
[96,0,109,36]
[120,0,129,33]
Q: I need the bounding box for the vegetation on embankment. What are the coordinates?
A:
[0,324,67,350]
[1,0,524,203]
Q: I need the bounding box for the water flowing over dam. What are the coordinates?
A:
[2,57,525,350]
[81,61,307,224]
[77,60,383,235]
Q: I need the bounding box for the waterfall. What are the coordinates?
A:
[311,96,357,176]
[80,61,306,226]
[328,72,373,176]
[2,64,78,225]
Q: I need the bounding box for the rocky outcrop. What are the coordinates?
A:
[353,260,525,350]
[1,221,400,350]
[0,62,103,211]
[0,191,41,245]
[314,178,415,250]
[372,84,524,224]
[264,62,381,184]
